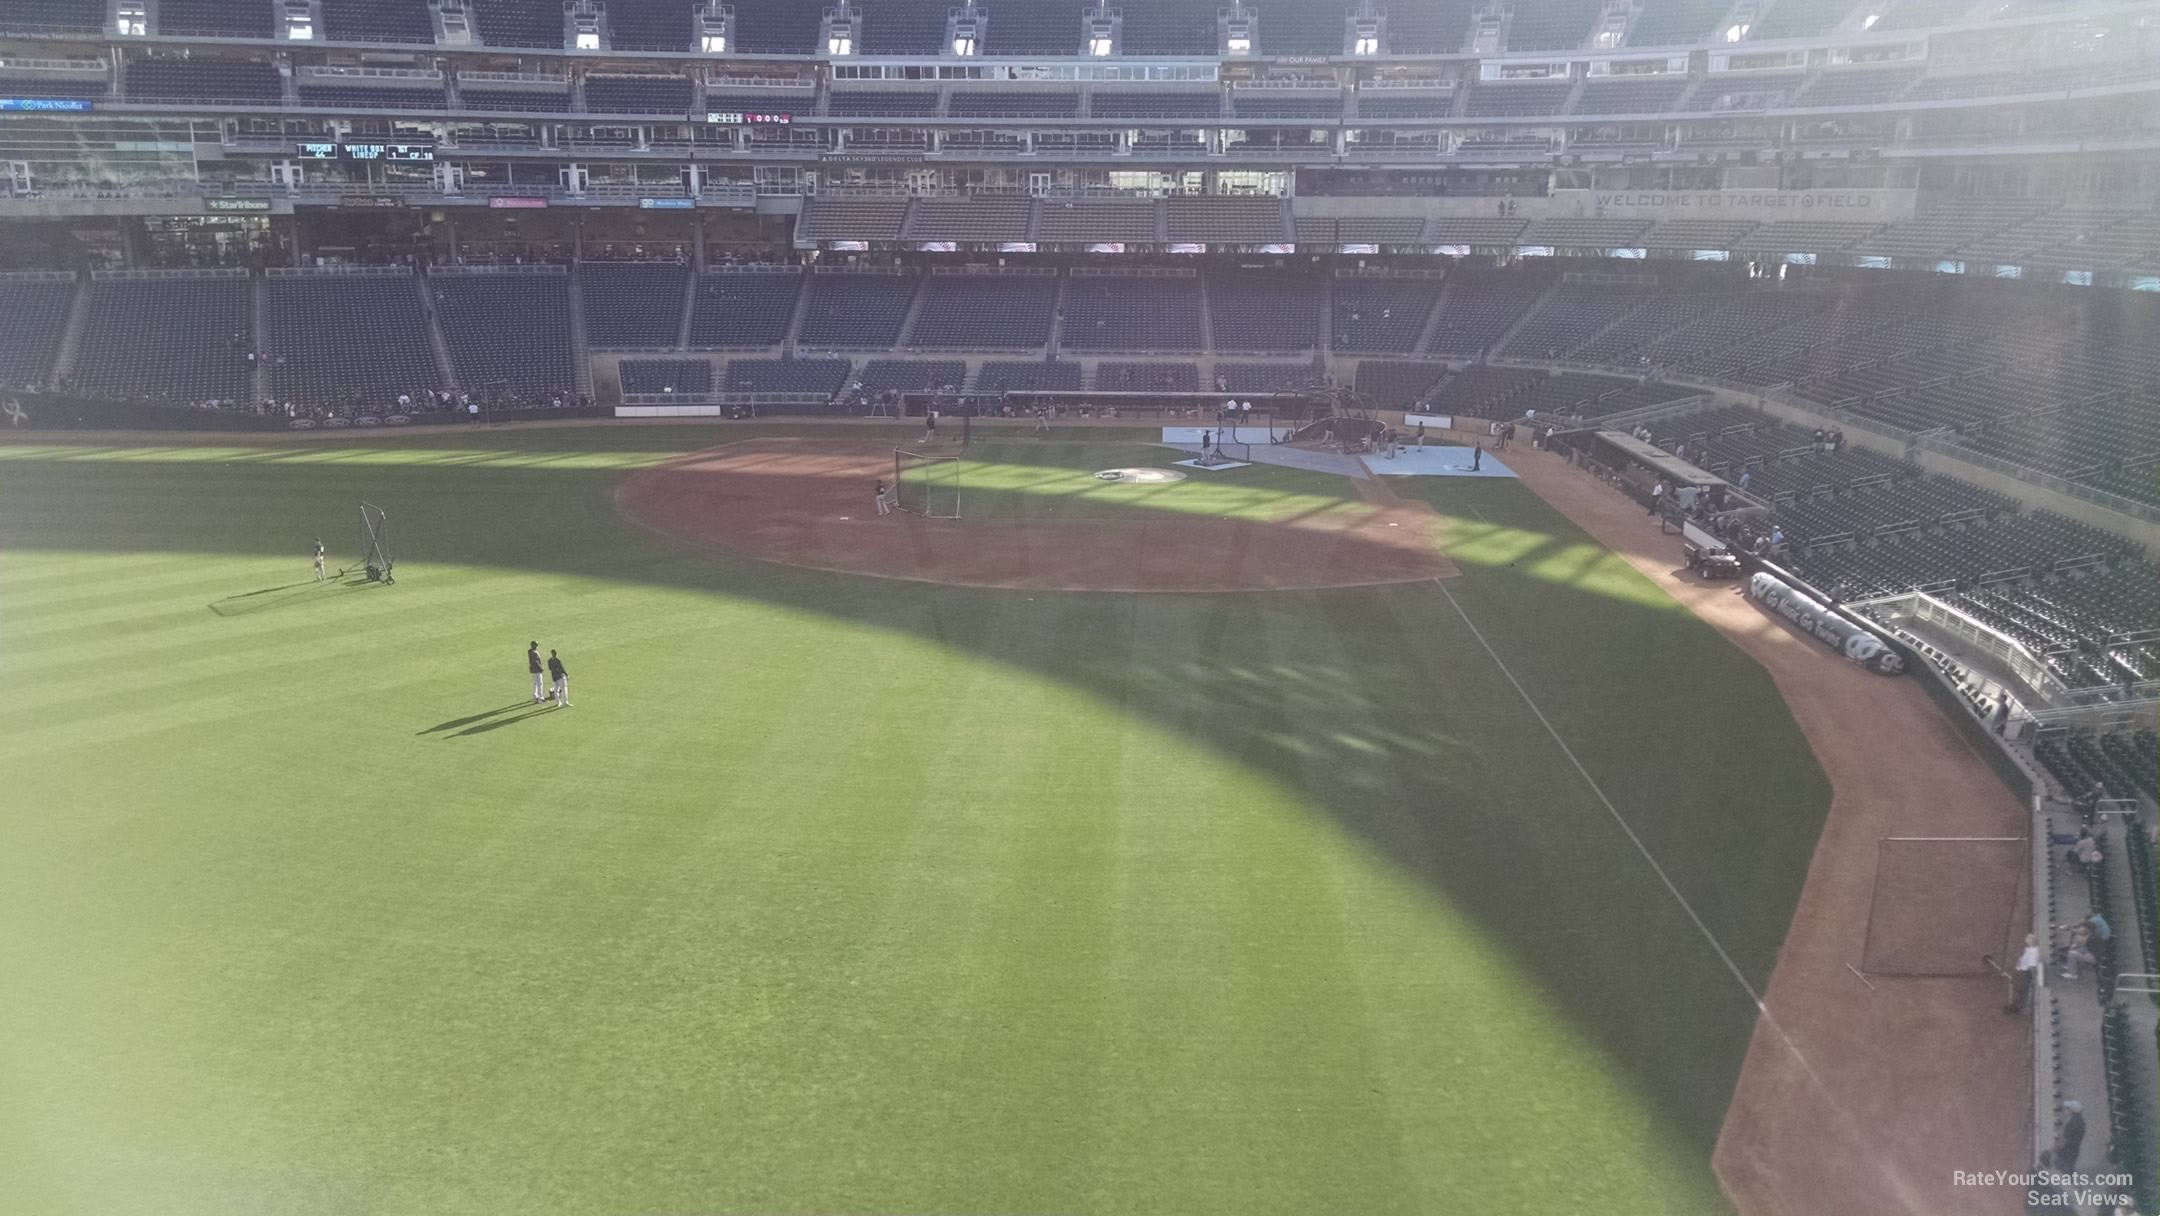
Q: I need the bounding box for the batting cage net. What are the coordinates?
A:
[356,501,394,583]
[893,449,961,518]
[1204,439,1250,465]
[1859,836,2026,976]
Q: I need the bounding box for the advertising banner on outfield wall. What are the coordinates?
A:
[1748,572,1907,676]
[1549,189,1917,224]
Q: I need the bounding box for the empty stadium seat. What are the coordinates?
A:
[0,0,105,35]
[621,358,712,394]
[605,0,695,50]
[266,272,437,406]
[0,277,73,389]
[1334,278,1445,353]
[580,263,688,348]
[904,197,1033,243]
[584,75,693,115]
[1062,276,1203,351]
[1163,197,1287,245]
[728,0,822,52]
[797,198,909,243]
[798,272,916,348]
[977,360,1083,393]
[1233,93,1344,120]
[1207,274,1320,353]
[431,271,575,397]
[1096,362,1198,393]
[724,356,850,396]
[460,87,573,112]
[1573,76,1688,115]
[910,274,1057,350]
[473,0,562,47]
[73,276,254,405]
[321,0,436,42]
[1091,91,1220,120]
[688,270,801,348]
[860,358,965,393]
[949,91,1078,118]
[1627,0,1731,44]
[159,0,273,37]
[297,86,448,110]
[829,90,942,117]
[126,58,283,103]
[1355,360,1449,410]
[1505,0,1599,49]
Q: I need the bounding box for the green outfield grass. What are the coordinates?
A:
[0,425,1830,1216]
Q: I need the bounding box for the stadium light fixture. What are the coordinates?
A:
[1724,22,1749,40]
[1352,35,1379,55]
[1226,35,1251,54]
[1861,11,1880,27]
[953,35,977,56]
[116,2,147,36]
[575,30,600,48]
[703,33,727,52]
[829,34,853,54]
[1089,34,1113,56]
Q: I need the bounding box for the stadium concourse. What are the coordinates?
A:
[4,0,2159,1211]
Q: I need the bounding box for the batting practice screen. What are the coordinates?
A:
[893,449,961,518]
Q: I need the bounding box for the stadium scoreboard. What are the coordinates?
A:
[704,111,792,125]
[297,141,436,161]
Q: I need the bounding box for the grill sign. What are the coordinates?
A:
[1748,572,1906,675]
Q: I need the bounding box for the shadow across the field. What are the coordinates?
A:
[0,427,1834,1185]
[417,702,537,735]
[208,575,386,617]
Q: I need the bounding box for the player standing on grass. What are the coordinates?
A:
[547,649,571,707]
[528,641,546,703]
[312,537,325,582]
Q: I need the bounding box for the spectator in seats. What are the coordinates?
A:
[2051,1100,2085,1172]
[2073,779,2107,823]
[2064,830,2102,876]
[1769,526,1786,550]
[2083,909,2112,950]
[2058,924,2099,981]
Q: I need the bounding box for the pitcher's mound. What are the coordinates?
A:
[616,439,1456,593]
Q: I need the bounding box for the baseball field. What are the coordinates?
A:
[0,423,1833,1215]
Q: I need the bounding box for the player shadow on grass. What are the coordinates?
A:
[445,705,560,736]
[416,702,535,735]
[207,576,386,617]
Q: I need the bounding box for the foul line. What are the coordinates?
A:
[1431,575,1767,1012]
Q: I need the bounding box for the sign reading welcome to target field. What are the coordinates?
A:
[1551,188,1917,224]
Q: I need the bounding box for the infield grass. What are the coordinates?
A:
[0,425,1829,1215]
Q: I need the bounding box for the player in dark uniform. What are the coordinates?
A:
[547,649,570,707]
[528,641,545,703]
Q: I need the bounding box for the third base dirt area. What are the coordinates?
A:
[0,420,2032,1215]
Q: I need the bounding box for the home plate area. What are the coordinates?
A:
[1159,427,1515,479]
[1362,445,1518,478]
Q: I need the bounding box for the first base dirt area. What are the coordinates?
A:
[1500,436,2033,1216]
[615,437,1458,592]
